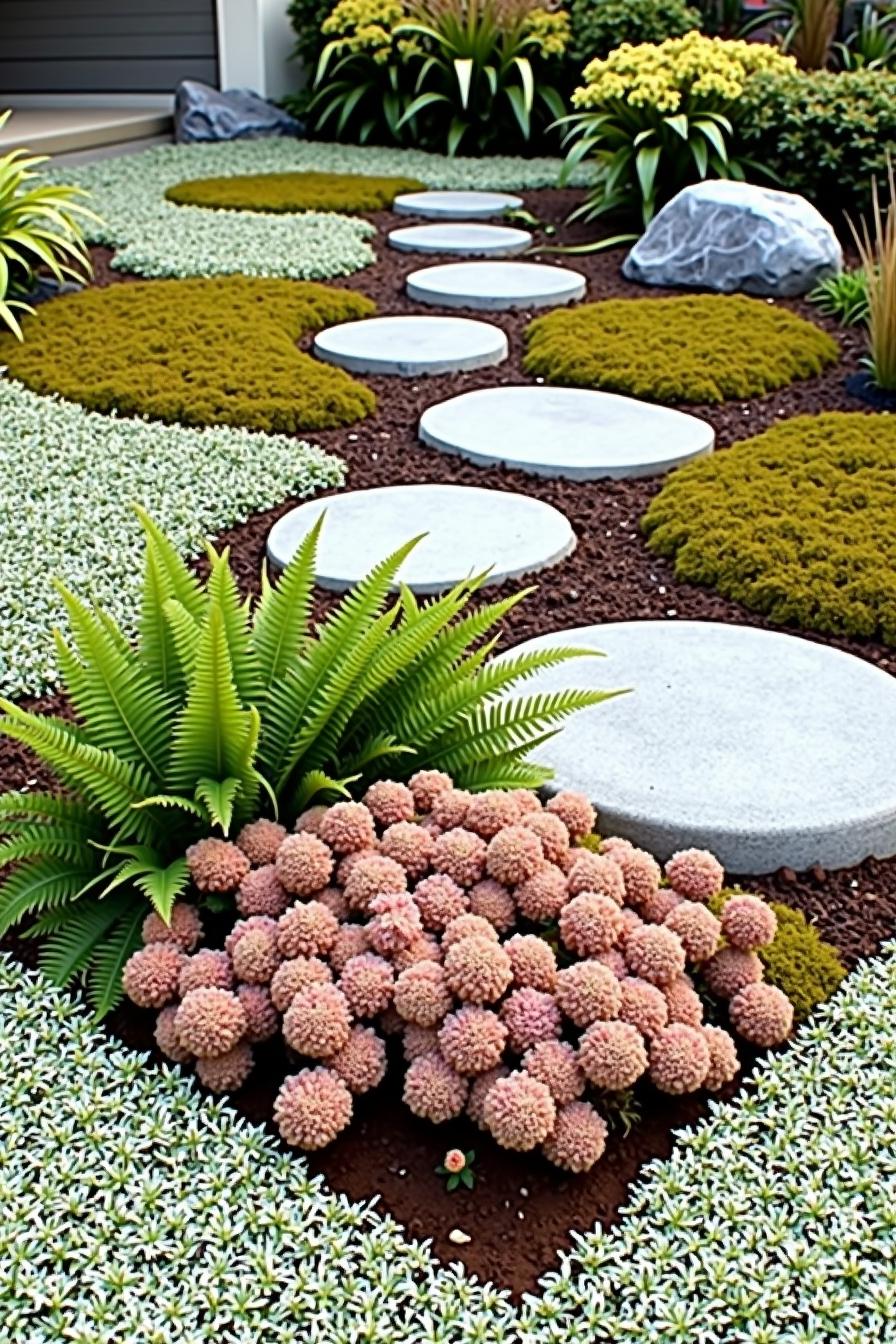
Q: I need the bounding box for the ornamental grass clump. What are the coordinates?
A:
[164,170,427,214]
[126,783,803,1171]
[849,157,896,392]
[524,295,839,404]
[559,33,795,225]
[642,412,896,643]
[0,513,606,1014]
[0,275,377,433]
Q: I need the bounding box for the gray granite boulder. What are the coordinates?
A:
[622,180,842,297]
[174,80,303,143]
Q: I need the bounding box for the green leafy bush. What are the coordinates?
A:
[736,67,896,217]
[0,275,376,433]
[642,412,896,642]
[309,0,570,153]
[0,109,96,338]
[288,0,338,65]
[569,0,701,62]
[809,267,869,324]
[0,513,610,1013]
[165,170,426,214]
[523,295,839,404]
[709,892,846,1021]
[560,33,795,225]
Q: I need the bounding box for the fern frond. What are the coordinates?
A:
[338,731,414,777]
[131,792,209,822]
[167,604,258,796]
[194,776,241,834]
[0,819,100,866]
[0,791,96,830]
[457,755,555,791]
[207,547,262,704]
[135,507,206,620]
[0,855,101,936]
[430,688,619,771]
[53,583,173,779]
[37,890,135,988]
[132,856,189,922]
[251,513,323,695]
[293,768,357,812]
[162,598,203,681]
[86,902,144,1019]
[0,701,159,838]
[261,535,423,790]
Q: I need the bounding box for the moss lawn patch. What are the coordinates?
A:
[523,295,839,404]
[165,170,427,214]
[642,412,896,643]
[0,276,377,433]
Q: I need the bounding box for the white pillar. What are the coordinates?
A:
[216,0,298,99]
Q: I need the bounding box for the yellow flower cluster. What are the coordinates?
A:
[523,7,571,59]
[322,0,413,64]
[572,32,795,115]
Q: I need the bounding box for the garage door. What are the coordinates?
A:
[0,0,219,94]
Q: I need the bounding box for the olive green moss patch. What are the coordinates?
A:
[523,295,839,404]
[710,891,846,1022]
[642,412,896,643]
[0,276,377,433]
[164,171,427,215]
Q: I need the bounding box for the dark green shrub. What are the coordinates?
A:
[569,0,701,62]
[523,295,839,404]
[642,413,896,643]
[288,0,337,65]
[735,68,896,218]
[0,276,376,434]
[709,891,846,1021]
[165,171,426,214]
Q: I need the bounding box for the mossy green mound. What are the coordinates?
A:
[164,171,427,214]
[0,276,377,433]
[523,295,839,404]
[710,891,846,1022]
[642,412,896,643]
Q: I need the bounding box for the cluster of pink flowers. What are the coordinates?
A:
[122,774,794,1173]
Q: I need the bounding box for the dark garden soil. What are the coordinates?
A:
[3,189,896,1295]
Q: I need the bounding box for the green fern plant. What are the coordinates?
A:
[0,510,615,1016]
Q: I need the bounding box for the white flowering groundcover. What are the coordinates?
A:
[1,947,894,1343]
[52,139,591,282]
[0,381,344,698]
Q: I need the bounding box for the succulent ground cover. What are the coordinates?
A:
[523,296,840,404]
[50,140,592,281]
[642,412,896,643]
[0,277,376,433]
[165,170,427,214]
[0,381,344,698]
[3,943,895,1340]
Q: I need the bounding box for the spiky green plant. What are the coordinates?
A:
[0,109,97,339]
[0,510,613,1015]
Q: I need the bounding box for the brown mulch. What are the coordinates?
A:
[2,187,895,1295]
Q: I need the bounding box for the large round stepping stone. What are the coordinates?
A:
[313,315,507,376]
[394,189,523,220]
[267,485,576,593]
[407,261,586,311]
[419,386,714,480]
[388,222,531,257]
[500,621,896,874]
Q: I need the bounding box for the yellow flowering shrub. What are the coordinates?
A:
[322,0,421,63]
[523,7,571,59]
[572,32,796,115]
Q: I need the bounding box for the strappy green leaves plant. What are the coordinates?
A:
[0,109,98,339]
[0,510,615,1015]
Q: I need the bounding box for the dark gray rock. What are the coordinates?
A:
[623,180,842,298]
[174,80,303,144]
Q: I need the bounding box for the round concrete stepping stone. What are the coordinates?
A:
[266,484,575,593]
[407,260,587,311]
[419,386,715,480]
[388,223,531,257]
[313,315,507,377]
[394,189,523,220]
[500,621,896,874]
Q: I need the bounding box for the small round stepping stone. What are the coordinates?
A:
[394,189,523,220]
[266,484,576,593]
[419,386,714,480]
[313,315,507,377]
[500,621,896,874]
[388,223,531,257]
[407,260,586,311]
